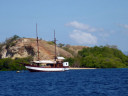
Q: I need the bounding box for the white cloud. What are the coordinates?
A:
[70,30,97,45]
[66,21,97,32]
[119,24,128,29]
[66,21,89,30]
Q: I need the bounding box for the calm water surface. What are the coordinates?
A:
[0,69,128,96]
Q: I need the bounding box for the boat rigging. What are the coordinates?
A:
[23,25,69,72]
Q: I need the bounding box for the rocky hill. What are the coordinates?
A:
[0,37,88,60]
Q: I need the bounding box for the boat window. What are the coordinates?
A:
[41,63,46,66]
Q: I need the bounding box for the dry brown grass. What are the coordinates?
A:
[20,38,73,60]
[1,38,88,60]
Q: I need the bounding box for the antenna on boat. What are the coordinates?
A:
[54,30,57,61]
[36,23,40,61]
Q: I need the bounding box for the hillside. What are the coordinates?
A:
[0,38,75,60]
[0,35,90,71]
[0,35,128,70]
[0,36,88,60]
[62,45,88,56]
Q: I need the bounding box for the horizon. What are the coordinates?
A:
[0,0,128,52]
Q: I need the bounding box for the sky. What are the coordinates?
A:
[0,0,128,52]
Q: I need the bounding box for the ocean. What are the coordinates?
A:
[0,69,128,96]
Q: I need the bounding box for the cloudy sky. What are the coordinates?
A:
[0,0,128,52]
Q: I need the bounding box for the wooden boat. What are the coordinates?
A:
[24,57,69,72]
[23,24,69,72]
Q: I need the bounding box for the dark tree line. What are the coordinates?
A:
[0,56,33,71]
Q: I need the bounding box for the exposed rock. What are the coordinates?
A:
[0,38,73,60]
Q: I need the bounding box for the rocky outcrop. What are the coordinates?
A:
[0,38,73,60]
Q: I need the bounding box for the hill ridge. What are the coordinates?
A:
[0,38,87,60]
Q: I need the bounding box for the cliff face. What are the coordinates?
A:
[0,38,73,60]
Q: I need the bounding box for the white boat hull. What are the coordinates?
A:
[25,66,68,72]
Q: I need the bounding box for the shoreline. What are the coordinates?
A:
[69,67,96,70]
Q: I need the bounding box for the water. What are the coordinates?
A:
[0,69,128,96]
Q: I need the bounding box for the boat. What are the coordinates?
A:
[24,57,69,72]
[23,24,69,72]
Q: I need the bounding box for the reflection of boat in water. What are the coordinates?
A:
[23,24,69,72]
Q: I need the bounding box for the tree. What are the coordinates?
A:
[57,43,65,48]
[71,46,128,68]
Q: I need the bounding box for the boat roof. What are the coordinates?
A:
[32,57,65,64]
[32,60,56,64]
[57,57,65,60]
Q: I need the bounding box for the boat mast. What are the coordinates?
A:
[54,30,57,61]
[36,24,40,61]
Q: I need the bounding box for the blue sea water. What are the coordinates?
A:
[0,69,128,96]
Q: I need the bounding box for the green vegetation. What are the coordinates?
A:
[0,35,35,71]
[0,56,33,71]
[62,44,76,56]
[66,46,128,68]
[57,43,65,48]
[5,35,20,49]
[0,35,20,51]
[47,41,55,45]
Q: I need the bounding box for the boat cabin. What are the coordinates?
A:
[30,57,69,68]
